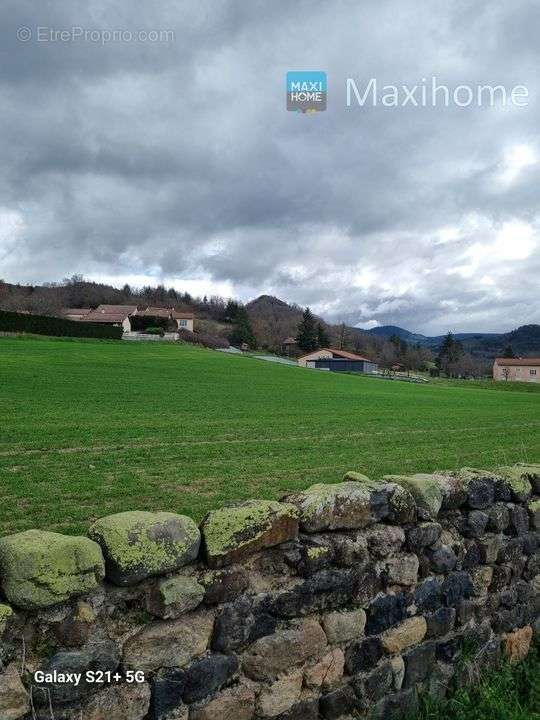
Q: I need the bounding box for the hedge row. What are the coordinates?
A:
[129,314,170,331]
[0,309,123,339]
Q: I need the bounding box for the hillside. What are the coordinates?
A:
[362,324,540,359]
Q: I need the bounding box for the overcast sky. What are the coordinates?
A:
[0,1,539,333]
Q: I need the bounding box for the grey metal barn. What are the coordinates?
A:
[307,358,378,373]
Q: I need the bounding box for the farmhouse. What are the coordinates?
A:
[493,357,540,383]
[298,347,378,373]
[172,310,194,331]
[82,305,138,333]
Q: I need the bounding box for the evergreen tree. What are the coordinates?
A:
[502,344,516,358]
[437,332,464,376]
[228,304,256,348]
[316,323,330,348]
[296,308,319,352]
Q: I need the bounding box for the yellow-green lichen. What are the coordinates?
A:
[0,604,13,624]
[384,474,443,517]
[202,500,297,559]
[498,466,533,497]
[306,546,329,560]
[0,530,104,609]
[88,511,200,576]
[529,499,540,512]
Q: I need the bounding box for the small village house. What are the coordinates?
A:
[172,310,194,332]
[281,337,299,356]
[80,304,138,333]
[493,357,540,383]
[298,348,378,373]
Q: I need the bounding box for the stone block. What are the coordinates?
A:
[381,616,427,653]
[322,608,366,644]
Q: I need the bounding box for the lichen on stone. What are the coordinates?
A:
[497,465,533,498]
[202,500,298,561]
[0,530,104,609]
[383,474,443,518]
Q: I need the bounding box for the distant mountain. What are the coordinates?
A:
[362,324,540,358]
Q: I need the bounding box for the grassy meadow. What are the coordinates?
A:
[1,335,539,536]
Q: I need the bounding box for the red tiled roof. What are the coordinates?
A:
[138,307,171,318]
[62,308,92,316]
[94,304,138,315]
[82,312,129,324]
[494,357,540,366]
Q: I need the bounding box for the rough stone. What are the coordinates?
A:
[0,664,29,720]
[189,685,255,720]
[257,670,303,718]
[0,530,104,609]
[470,566,494,597]
[328,532,369,566]
[275,699,319,720]
[385,483,418,524]
[487,504,510,533]
[428,661,455,700]
[461,510,489,538]
[200,566,249,605]
[390,655,405,690]
[88,511,200,586]
[502,625,533,664]
[82,682,151,720]
[270,567,364,618]
[441,572,473,607]
[150,669,185,720]
[366,592,408,634]
[403,641,436,687]
[352,662,393,703]
[242,618,327,681]
[304,648,345,690]
[497,465,534,502]
[497,537,524,564]
[477,534,502,564]
[32,641,120,706]
[428,545,457,574]
[284,479,374,532]
[414,578,442,612]
[182,654,238,703]
[146,575,204,619]
[345,636,383,674]
[508,505,529,536]
[123,611,214,672]
[384,553,419,586]
[436,636,462,662]
[462,540,482,569]
[366,524,405,558]
[528,499,540,529]
[459,469,495,509]
[322,608,366,644]
[407,522,442,549]
[54,600,96,647]
[319,685,358,719]
[381,616,427,653]
[202,500,298,568]
[438,473,469,510]
[373,688,419,720]
[425,607,456,638]
[212,594,276,652]
[383,474,443,518]
[490,564,512,591]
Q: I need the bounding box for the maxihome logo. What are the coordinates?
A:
[287,71,327,113]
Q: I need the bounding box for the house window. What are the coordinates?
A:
[531,369,537,376]
[179,319,188,327]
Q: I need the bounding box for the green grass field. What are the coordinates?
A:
[1,336,539,536]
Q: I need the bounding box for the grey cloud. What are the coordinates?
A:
[0,0,539,333]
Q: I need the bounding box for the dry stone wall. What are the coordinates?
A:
[0,463,539,720]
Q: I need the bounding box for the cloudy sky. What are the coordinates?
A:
[1,0,539,333]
